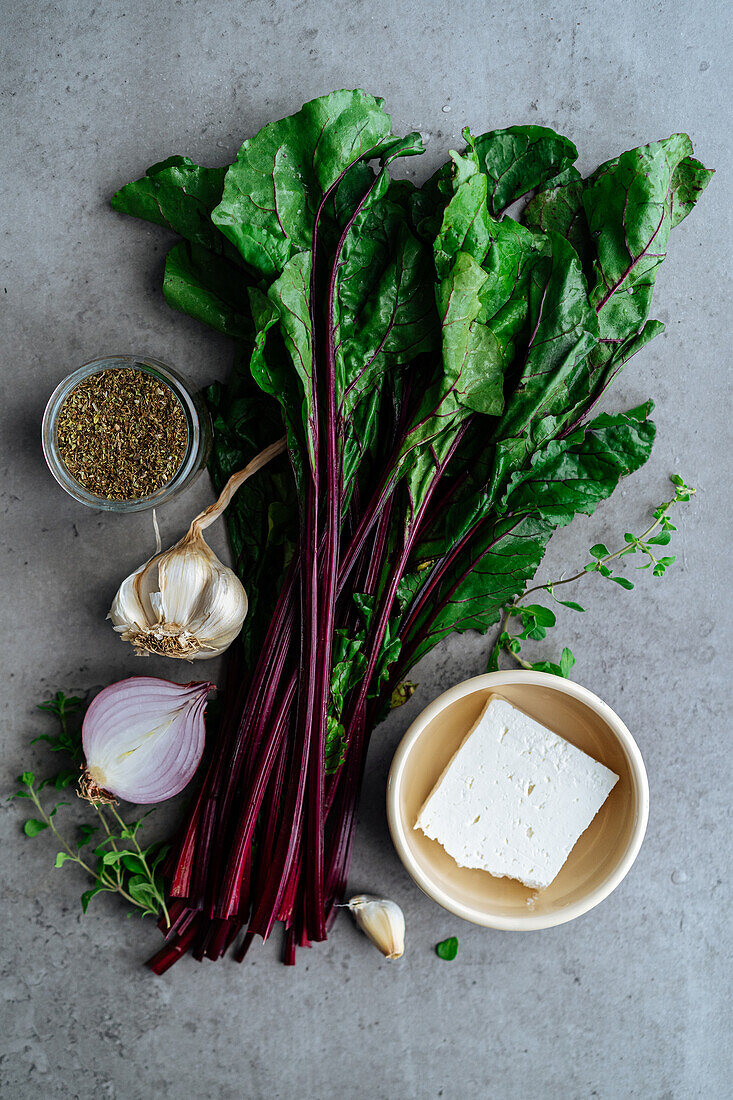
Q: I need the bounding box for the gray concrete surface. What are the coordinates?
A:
[2,1,731,1097]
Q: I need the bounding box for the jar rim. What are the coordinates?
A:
[41,355,211,513]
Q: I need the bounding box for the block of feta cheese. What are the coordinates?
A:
[415,695,619,889]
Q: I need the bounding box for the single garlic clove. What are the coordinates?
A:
[348,895,405,960]
[186,564,248,657]
[109,565,150,634]
[157,536,215,627]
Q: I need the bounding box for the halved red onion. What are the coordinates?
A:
[81,676,214,804]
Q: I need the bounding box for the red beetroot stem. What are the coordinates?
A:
[169,559,299,902]
[302,166,386,942]
[168,149,371,927]
[217,671,297,918]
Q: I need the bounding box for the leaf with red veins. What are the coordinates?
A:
[583,134,709,341]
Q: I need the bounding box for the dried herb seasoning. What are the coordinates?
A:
[56,368,188,500]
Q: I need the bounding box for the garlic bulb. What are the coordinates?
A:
[80,676,213,804]
[109,438,285,661]
[348,895,405,959]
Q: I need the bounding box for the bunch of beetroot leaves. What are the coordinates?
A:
[112,90,711,969]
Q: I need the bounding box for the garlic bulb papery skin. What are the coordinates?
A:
[348,895,405,960]
[108,437,286,661]
[80,676,213,804]
[109,531,248,660]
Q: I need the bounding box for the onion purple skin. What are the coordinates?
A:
[81,676,214,804]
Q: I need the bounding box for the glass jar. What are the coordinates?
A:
[41,355,212,512]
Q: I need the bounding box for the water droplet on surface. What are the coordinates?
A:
[671,869,688,885]
[442,104,451,113]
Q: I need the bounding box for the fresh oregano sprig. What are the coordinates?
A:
[11,692,170,926]
[489,475,694,675]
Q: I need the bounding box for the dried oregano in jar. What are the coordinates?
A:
[56,368,188,500]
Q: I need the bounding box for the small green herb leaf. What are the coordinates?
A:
[436,936,459,960]
[495,474,693,677]
[77,824,97,847]
[559,648,576,678]
[15,693,168,926]
[120,853,148,875]
[390,681,417,709]
[81,883,109,914]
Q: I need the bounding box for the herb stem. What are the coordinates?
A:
[108,804,171,929]
[520,497,677,602]
[93,804,125,891]
[25,784,140,909]
[498,482,692,668]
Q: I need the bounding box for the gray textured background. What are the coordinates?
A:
[2,2,731,1098]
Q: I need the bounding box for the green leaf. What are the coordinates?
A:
[162,241,254,339]
[610,575,634,590]
[117,852,146,876]
[585,135,703,341]
[263,252,316,465]
[19,771,35,787]
[499,404,656,525]
[54,851,73,868]
[524,167,590,269]
[530,650,575,678]
[521,604,556,628]
[126,875,161,913]
[80,883,109,914]
[434,249,505,417]
[390,682,417,709]
[530,660,562,676]
[392,152,549,525]
[589,544,610,559]
[559,648,576,678]
[436,936,459,960]
[324,716,348,776]
[23,818,49,837]
[101,850,126,866]
[670,155,715,227]
[401,404,655,670]
[486,231,600,495]
[37,691,83,717]
[53,770,78,789]
[468,125,578,215]
[402,512,553,667]
[212,90,416,280]
[111,155,237,258]
[77,823,98,847]
[555,599,585,612]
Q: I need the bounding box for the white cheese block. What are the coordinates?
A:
[415,694,619,889]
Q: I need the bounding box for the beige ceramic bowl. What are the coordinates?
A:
[386,671,649,930]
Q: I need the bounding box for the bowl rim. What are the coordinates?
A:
[386,670,649,931]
